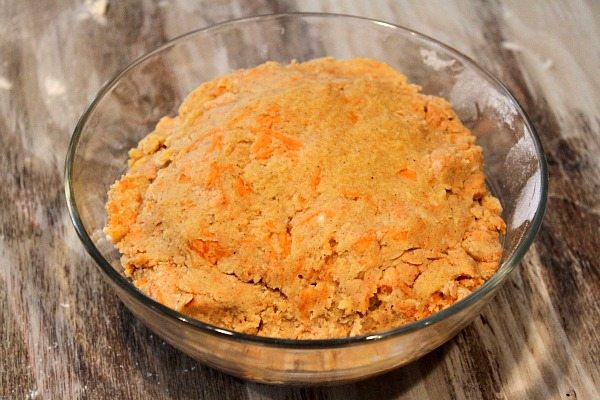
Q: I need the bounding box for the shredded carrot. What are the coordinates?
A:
[269,130,304,150]
[359,253,378,269]
[430,292,455,307]
[278,231,291,257]
[182,128,218,154]
[342,191,361,200]
[205,163,233,206]
[211,84,228,97]
[249,103,303,155]
[257,104,282,124]
[224,103,259,129]
[310,168,321,195]
[206,162,221,187]
[118,178,137,190]
[207,134,223,152]
[397,167,417,181]
[398,282,412,296]
[198,228,217,239]
[189,239,231,264]
[135,277,149,286]
[364,194,378,209]
[298,285,326,320]
[178,173,191,183]
[353,230,377,252]
[293,258,304,275]
[179,199,195,209]
[296,194,307,209]
[256,113,276,128]
[251,133,274,160]
[240,233,257,246]
[264,220,276,230]
[392,230,409,241]
[431,292,444,303]
[410,100,426,117]
[267,103,280,114]
[395,302,418,318]
[234,176,252,197]
[218,189,229,207]
[348,111,358,124]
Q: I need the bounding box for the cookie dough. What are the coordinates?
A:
[106,57,506,339]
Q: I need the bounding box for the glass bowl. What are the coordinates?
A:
[65,13,547,385]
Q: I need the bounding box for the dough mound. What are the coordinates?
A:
[106,58,506,339]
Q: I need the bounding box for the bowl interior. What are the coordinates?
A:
[66,13,546,345]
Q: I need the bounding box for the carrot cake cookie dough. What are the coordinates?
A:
[105,58,506,339]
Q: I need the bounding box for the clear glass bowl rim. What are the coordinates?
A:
[64,12,548,349]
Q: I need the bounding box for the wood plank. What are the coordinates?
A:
[0,1,598,399]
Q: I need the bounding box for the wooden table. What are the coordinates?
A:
[2,1,598,399]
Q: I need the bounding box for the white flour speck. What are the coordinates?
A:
[420,48,456,71]
[78,0,108,24]
[502,41,554,71]
[449,68,517,127]
[511,172,541,229]
[0,76,12,90]
[501,41,525,52]
[89,0,108,16]
[540,58,554,70]
[45,77,66,96]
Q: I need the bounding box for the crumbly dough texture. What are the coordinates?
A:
[106,58,506,339]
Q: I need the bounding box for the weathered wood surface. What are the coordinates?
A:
[1,1,598,399]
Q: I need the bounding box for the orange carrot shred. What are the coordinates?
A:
[178,173,191,183]
[348,111,358,124]
[206,162,220,187]
[342,191,361,200]
[208,134,223,152]
[278,231,291,257]
[211,85,227,97]
[310,168,321,195]
[397,167,417,181]
[251,133,273,160]
[392,230,409,241]
[264,220,276,230]
[364,194,378,209]
[398,282,412,296]
[269,130,304,150]
[234,176,252,197]
[353,230,377,252]
[218,189,229,207]
[189,239,231,264]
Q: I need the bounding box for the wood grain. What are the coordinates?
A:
[1,1,598,399]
